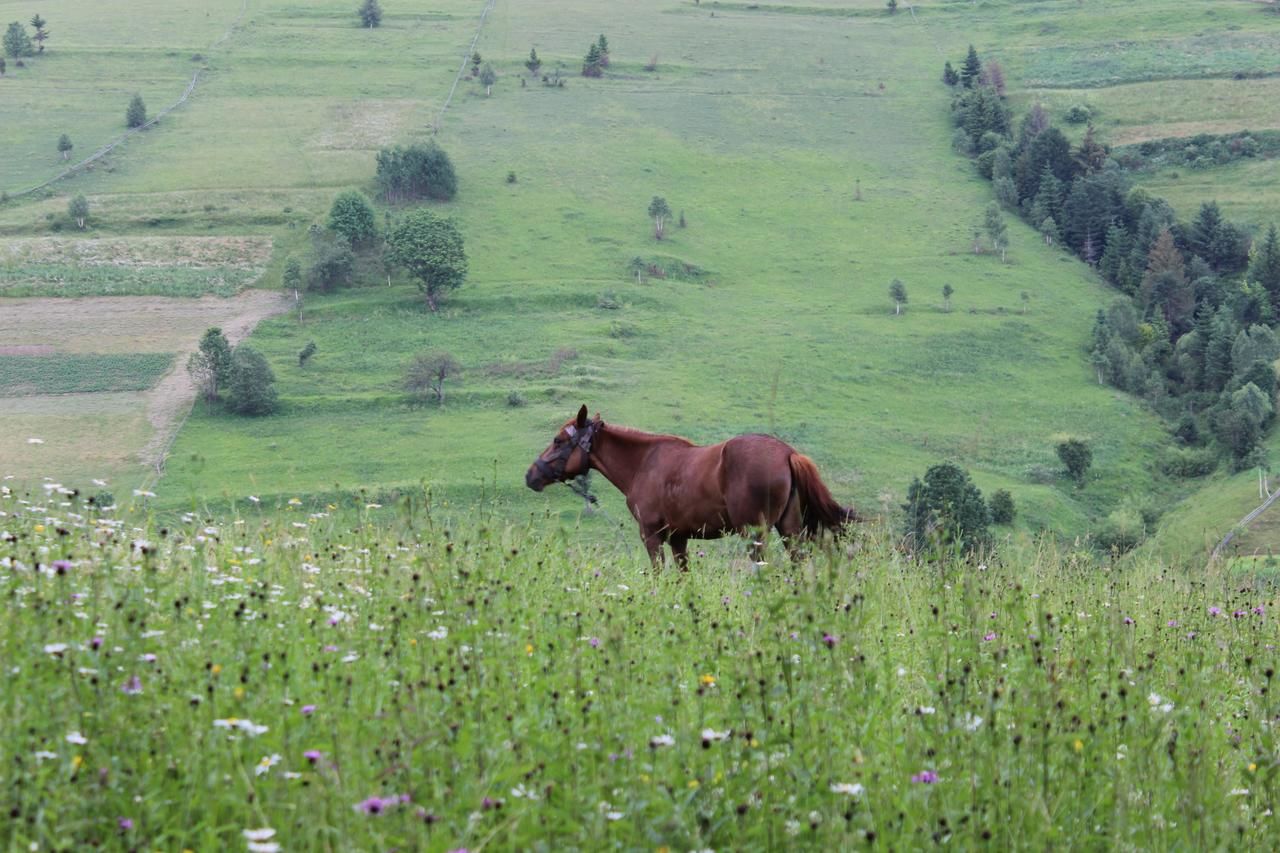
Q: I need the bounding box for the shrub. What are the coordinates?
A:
[1160,446,1217,478]
[1095,509,1144,555]
[1057,439,1092,485]
[298,341,317,367]
[596,291,622,310]
[989,489,1015,524]
[1064,104,1091,124]
[506,390,527,408]
[506,171,517,184]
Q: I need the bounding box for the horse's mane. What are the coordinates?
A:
[602,422,696,446]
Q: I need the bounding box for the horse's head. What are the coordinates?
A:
[525,405,602,492]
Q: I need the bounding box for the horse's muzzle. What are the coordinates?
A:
[525,466,546,492]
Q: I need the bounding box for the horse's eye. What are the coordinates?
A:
[553,437,565,446]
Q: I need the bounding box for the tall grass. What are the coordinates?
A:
[1,489,1273,849]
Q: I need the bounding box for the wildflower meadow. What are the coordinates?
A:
[0,485,1275,850]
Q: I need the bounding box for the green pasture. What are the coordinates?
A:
[152,0,1184,541]
[2,497,1276,850]
[0,352,174,395]
[2,0,1280,557]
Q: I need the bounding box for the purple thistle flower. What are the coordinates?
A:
[304,750,323,763]
[588,637,600,648]
[121,675,143,695]
[1233,609,1247,619]
[1167,619,1178,628]
[52,559,73,575]
[1252,605,1265,616]
[983,632,997,642]
[355,797,386,815]
[117,817,133,831]
[90,636,103,650]
[1209,606,1222,617]
[323,645,339,652]
[822,633,838,648]
[911,770,939,784]
[1123,617,1135,626]
[301,704,316,716]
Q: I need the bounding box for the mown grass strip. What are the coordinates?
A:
[0,353,175,396]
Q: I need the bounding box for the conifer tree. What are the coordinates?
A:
[525,47,542,76]
[125,94,147,128]
[960,45,981,88]
[1250,224,1280,305]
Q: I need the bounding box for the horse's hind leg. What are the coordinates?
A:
[775,487,807,563]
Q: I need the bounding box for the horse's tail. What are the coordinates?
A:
[789,454,862,534]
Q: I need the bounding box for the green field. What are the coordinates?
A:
[0,352,174,395]
[2,497,1275,850]
[3,2,1280,550]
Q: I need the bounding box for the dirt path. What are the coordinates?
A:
[138,290,289,472]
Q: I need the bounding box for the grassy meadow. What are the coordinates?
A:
[148,0,1190,541]
[1,494,1276,849]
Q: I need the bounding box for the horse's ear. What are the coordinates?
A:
[575,405,588,429]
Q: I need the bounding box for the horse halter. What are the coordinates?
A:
[535,419,602,482]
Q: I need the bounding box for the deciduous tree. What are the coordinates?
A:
[67,194,88,229]
[984,202,1008,261]
[57,133,72,160]
[327,190,378,248]
[375,142,457,202]
[386,209,468,312]
[3,21,34,58]
[941,282,954,312]
[889,279,908,315]
[227,347,279,415]
[404,351,460,404]
[647,196,671,240]
[186,328,233,403]
[479,63,496,95]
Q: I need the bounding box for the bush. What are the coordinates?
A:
[1057,439,1092,485]
[903,463,992,554]
[596,291,622,310]
[1064,104,1091,124]
[226,347,279,416]
[1094,509,1144,555]
[506,390,527,408]
[298,341,317,367]
[989,489,1015,524]
[1160,446,1217,478]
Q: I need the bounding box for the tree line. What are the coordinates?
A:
[947,45,1280,474]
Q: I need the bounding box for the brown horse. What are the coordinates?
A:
[525,406,861,567]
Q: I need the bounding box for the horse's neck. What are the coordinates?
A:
[590,427,672,497]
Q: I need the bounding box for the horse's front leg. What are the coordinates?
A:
[669,534,690,572]
[641,528,666,568]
